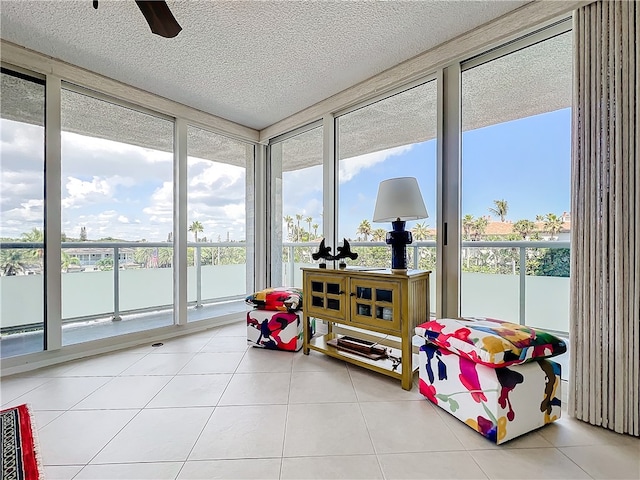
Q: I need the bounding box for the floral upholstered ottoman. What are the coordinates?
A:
[246,310,305,351]
[415,317,566,444]
[246,287,310,352]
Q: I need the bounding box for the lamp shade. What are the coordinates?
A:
[373,177,428,222]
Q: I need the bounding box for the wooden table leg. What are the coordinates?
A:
[303,314,310,355]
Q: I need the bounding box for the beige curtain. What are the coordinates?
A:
[569,0,639,436]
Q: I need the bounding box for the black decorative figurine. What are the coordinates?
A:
[312,238,358,268]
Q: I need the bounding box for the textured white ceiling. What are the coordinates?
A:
[0,0,530,130]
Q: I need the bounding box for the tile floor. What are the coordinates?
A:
[1,320,638,480]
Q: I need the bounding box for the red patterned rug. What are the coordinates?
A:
[1,404,42,480]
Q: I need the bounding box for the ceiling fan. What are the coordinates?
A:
[93,1,182,38]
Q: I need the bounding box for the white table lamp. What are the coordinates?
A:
[373,177,428,272]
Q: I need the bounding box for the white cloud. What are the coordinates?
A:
[143,181,173,220]
[339,144,413,183]
[189,160,244,189]
[62,176,112,209]
[118,215,130,223]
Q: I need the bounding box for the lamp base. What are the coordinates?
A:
[391,268,409,275]
[386,220,413,271]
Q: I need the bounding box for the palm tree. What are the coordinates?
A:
[372,228,387,241]
[21,227,44,265]
[134,247,153,267]
[283,215,293,240]
[489,199,509,222]
[412,222,429,241]
[462,214,475,240]
[189,221,204,242]
[61,252,80,272]
[295,214,303,242]
[357,219,372,241]
[312,223,319,239]
[0,249,27,276]
[96,257,113,271]
[158,247,173,267]
[513,219,536,239]
[473,217,488,240]
[542,213,563,240]
[305,217,312,239]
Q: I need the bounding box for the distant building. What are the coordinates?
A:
[64,247,136,269]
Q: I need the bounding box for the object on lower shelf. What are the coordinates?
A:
[326,336,388,360]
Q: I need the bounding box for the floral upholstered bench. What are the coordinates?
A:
[415,317,566,444]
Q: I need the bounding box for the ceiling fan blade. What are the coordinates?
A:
[135,1,182,38]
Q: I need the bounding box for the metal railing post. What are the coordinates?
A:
[412,244,419,269]
[288,245,295,287]
[196,245,202,308]
[113,246,121,321]
[519,246,526,325]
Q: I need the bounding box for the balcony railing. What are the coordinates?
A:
[281,240,570,333]
[0,241,247,335]
[1,239,570,353]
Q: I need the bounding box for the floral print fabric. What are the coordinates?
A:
[245,287,303,312]
[247,310,311,351]
[418,343,562,444]
[415,317,567,367]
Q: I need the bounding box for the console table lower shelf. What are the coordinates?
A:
[305,332,420,388]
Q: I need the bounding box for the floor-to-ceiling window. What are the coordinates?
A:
[269,124,323,287]
[335,80,438,312]
[60,86,175,345]
[460,25,572,332]
[0,68,46,358]
[186,126,253,321]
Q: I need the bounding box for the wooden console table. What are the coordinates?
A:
[302,267,431,390]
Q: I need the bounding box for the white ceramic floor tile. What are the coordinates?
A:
[119,353,196,375]
[284,403,374,457]
[11,376,110,410]
[74,461,184,479]
[292,352,348,372]
[236,348,295,373]
[281,455,384,479]
[31,410,65,429]
[218,372,291,405]
[59,353,147,376]
[4,329,639,479]
[361,400,464,453]
[92,407,213,463]
[178,458,282,479]
[0,376,53,406]
[433,405,555,450]
[560,444,640,479]
[201,335,251,352]
[73,375,172,409]
[42,465,84,480]
[469,448,591,479]
[146,373,232,408]
[378,451,488,479]
[289,370,357,403]
[539,415,640,447]
[38,409,139,465]
[189,405,287,460]
[215,322,248,336]
[146,335,212,353]
[178,352,245,374]
[348,366,423,402]
[16,363,78,378]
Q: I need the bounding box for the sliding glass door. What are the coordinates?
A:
[460,28,573,332]
[0,68,46,358]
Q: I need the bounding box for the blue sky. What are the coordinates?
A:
[285,108,571,240]
[1,108,570,242]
